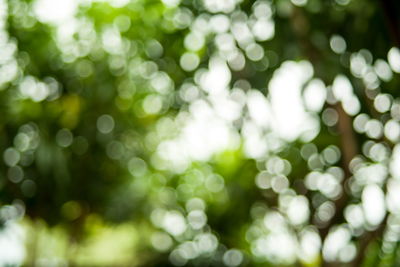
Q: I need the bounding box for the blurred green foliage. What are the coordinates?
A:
[1,0,400,266]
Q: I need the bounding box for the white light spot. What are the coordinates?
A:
[253,2,272,19]
[231,21,253,46]
[180,52,200,72]
[203,0,237,13]
[33,0,77,24]
[362,184,386,226]
[252,19,275,41]
[390,145,400,179]
[287,196,309,225]
[388,47,400,73]
[365,119,383,139]
[195,233,218,253]
[269,61,318,141]
[209,14,230,33]
[188,210,207,229]
[322,108,339,127]
[223,249,243,267]
[227,51,246,71]
[374,93,392,113]
[291,0,307,7]
[342,96,360,116]
[19,76,49,102]
[186,198,206,211]
[330,35,346,54]
[384,120,400,142]
[56,128,73,147]
[353,113,369,133]
[0,222,25,266]
[184,32,205,51]
[386,179,400,214]
[162,0,181,7]
[271,175,289,193]
[303,79,326,112]
[245,43,264,61]
[332,75,353,102]
[3,148,20,167]
[205,174,225,192]
[298,228,321,263]
[96,114,115,134]
[151,231,173,252]
[163,211,187,236]
[247,90,271,128]
[344,204,364,228]
[253,232,297,264]
[255,171,272,189]
[374,59,393,82]
[323,226,351,262]
[200,57,231,93]
[143,95,163,115]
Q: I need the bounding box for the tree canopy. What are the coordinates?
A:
[1,0,400,266]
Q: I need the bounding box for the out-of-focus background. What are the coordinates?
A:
[1,0,400,266]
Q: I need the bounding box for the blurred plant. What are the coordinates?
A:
[1,0,400,266]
